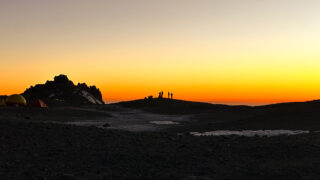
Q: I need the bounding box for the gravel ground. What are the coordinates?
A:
[1,104,320,180]
[0,120,320,180]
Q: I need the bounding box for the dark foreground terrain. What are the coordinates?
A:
[0,121,320,180]
[1,99,320,179]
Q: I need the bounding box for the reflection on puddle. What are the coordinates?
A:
[65,121,106,126]
[150,121,179,125]
[190,130,310,137]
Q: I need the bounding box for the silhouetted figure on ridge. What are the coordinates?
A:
[158,91,164,99]
[171,93,173,99]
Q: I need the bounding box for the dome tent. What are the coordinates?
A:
[6,94,27,106]
[30,99,47,108]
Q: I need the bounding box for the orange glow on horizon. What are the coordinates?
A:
[1,76,320,106]
[1,0,320,105]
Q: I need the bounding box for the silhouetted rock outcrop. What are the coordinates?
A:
[23,75,104,106]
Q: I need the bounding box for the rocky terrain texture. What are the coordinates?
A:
[0,120,319,180]
[1,98,320,179]
[22,75,103,106]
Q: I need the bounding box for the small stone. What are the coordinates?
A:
[60,174,75,180]
[183,176,212,180]
[32,175,48,180]
[103,123,110,127]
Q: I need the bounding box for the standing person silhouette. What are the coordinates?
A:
[171,92,173,99]
[168,92,170,99]
[159,91,163,99]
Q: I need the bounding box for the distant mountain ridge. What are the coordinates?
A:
[23,75,104,106]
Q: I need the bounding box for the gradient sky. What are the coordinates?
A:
[1,0,320,105]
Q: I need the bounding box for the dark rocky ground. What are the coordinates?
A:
[1,121,320,180]
[1,99,320,179]
[116,99,320,131]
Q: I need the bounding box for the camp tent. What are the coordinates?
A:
[6,94,27,106]
[30,99,47,108]
[0,99,6,106]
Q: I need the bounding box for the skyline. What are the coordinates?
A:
[1,0,320,105]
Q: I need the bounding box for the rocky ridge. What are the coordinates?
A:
[22,75,104,106]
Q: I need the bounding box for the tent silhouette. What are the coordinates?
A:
[6,94,27,106]
[0,99,6,106]
[30,99,47,108]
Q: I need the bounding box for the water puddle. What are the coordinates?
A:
[150,121,179,125]
[65,121,108,127]
[190,130,310,137]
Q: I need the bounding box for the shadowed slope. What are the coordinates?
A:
[114,98,320,131]
[114,98,251,115]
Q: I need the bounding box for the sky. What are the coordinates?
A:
[1,0,320,105]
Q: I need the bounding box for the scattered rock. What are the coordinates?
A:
[103,123,110,127]
[60,174,75,180]
[32,175,47,180]
[183,176,212,180]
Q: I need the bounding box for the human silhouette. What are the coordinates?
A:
[159,91,164,99]
[171,93,173,99]
[168,92,170,99]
